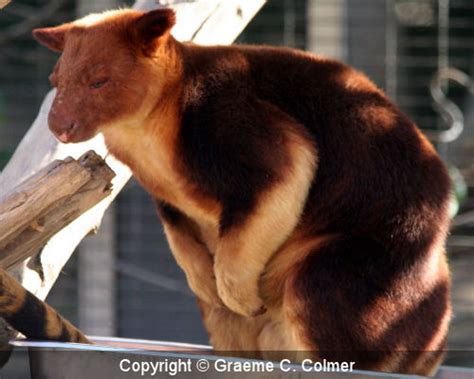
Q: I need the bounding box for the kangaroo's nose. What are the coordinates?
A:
[48,107,79,143]
[66,121,77,132]
[56,121,78,143]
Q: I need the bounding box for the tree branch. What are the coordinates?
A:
[0,151,115,270]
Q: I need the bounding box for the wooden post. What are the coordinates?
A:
[0,0,266,351]
[76,0,120,340]
[78,209,117,336]
[306,0,347,60]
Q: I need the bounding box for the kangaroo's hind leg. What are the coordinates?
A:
[281,235,451,375]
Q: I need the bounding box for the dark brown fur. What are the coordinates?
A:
[27,8,452,375]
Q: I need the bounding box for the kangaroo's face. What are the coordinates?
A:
[33,9,176,143]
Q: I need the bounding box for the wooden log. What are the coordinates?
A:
[0,151,115,270]
[0,0,265,353]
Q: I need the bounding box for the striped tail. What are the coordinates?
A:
[0,268,89,344]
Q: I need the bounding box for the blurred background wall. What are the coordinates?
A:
[0,0,473,376]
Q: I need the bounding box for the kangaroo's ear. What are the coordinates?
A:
[32,23,73,52]
[133,8,176,53]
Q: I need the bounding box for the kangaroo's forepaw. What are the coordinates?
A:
[185,258,223,308]
[214,264,266,317]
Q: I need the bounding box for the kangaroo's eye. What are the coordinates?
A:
[89,79,109,89]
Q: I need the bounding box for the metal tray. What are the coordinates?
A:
[10,337,473,379]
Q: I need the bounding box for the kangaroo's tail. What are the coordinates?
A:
[0,268,89,343]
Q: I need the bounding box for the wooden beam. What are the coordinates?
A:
[0,0,265,351]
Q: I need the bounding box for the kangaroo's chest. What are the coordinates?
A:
[139,153,221,254]
[104,125,222,247]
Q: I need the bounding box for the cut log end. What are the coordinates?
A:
[79,150,116,192]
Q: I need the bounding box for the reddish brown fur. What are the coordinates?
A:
[32,9,452,375]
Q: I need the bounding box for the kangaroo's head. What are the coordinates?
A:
[33,8,176,143]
